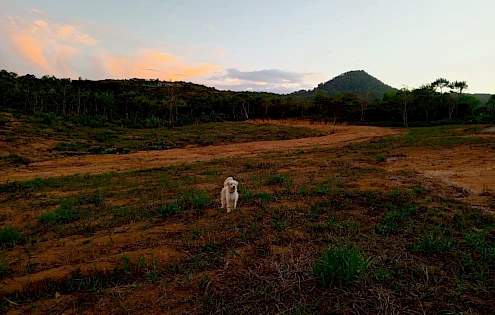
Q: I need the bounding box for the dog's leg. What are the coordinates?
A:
[220,190,225,209]
[233,197,237,210]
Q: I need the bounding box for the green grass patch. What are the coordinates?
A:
[376,204,419,234]
[313,244,368,285]
[0,227,21,246]
[415,234,453,254]
[264,174,292,186]
[158,203,181,218]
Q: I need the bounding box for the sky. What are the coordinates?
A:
[0,0,494,94]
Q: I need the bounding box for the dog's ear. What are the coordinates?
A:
[224,177,233,186]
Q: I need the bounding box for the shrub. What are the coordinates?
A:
[144,116,166,128]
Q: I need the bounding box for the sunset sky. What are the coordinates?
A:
[1,0,494,94]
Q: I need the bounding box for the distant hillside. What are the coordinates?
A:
[292,70,396,99]
[471,93,492,105]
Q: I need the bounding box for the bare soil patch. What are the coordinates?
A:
[386,144,495,210]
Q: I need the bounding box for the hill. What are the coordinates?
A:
[292,70,396,99]
[471,93,492,105]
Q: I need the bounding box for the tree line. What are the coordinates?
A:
[1,70,494,128]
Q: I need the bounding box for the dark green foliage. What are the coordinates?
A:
[0,227,21,246]
[313,244,368,285]
[158,203,181,217]
[0,69,485,127]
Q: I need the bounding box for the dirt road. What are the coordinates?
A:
[1,125,397,183]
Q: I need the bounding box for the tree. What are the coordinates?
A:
[449,80,468,118]
[432,78,450,94]
[398,87,412,128]
[486,95,495,118]
[415,84,436,123]
[358,91,372,123]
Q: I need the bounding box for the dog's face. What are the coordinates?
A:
[227,180,238,193]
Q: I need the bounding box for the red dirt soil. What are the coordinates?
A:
[0,124,398,183]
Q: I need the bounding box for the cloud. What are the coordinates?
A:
[212,68,310,84]
[0,14,100,77]
[205,68,323,94]
[27,18,98,46]
[0,12,220,81]
[56,25,98,45]
[10,33,54,73]
[101,50,220,81]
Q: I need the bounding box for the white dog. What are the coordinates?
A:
[221,177,239,213]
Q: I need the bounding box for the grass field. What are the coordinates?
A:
[1,116,495,314]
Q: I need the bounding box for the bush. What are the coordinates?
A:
[313,244,368,286]
[144,116,166,128]
[71,115,106,128]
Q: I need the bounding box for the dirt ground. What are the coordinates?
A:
[2,120,495,314]
[0,124,398,183]
[2,120,494,201]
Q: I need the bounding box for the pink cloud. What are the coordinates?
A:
[102,50,220,81]
[10,34,54,73]
[1,12,221,81]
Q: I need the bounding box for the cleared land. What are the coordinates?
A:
[1,117,494,314]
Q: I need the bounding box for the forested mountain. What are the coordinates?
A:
[292,70,396,99]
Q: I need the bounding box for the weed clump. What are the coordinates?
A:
[0,227,21,246]
[313,243,368,286]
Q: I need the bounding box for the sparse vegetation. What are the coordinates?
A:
[0,118,494,314]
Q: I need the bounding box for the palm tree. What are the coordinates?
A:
[449,81,468,119]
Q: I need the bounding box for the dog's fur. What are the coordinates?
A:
[221,177,238,213]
